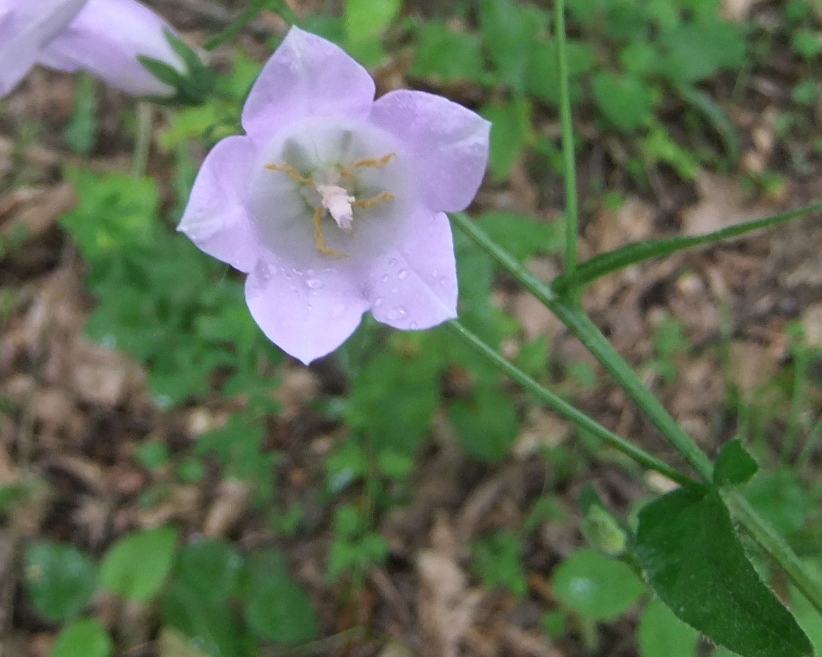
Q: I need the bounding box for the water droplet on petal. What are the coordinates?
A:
[439,277,447,286]
[381,274,389,283]
[410,322,418,329]
[307,268,315,276]
[373,297,384,307]
[391,287,399,294]
[292,267,304,276]
[431,269,439,278]
[398,269,408,280]
[306,278,323,289]
[290,286,298,294]
[389,257,398,266]
[386,307,407,321]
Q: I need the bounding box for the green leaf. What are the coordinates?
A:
[25,542,97,621]
[344,0,401,43]
[479,0,546,90]
[410,21,485,83]
[552,548,644,620]
[677,84,740,162]
[658,20,745,83]
[744,469,809,537]
[100,526,178,601]
[244,548,318,644]
[552,201,822,293]
[790,560,822,655]
[636,487,812,657]
[592,71,657,132]
[476,211,564,261]
[713,440,758,487]
[472,531,528,597]
[175,539,242,603]
[481,96,533,181]
[162,582,245,657]
[639,598,700,657]
[449,383,520,462]
[51,618,113,657]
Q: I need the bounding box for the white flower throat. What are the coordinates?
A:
[265,152,396,258]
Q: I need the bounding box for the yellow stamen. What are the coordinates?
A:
[353,191,394,210]
[313,206,348,258]
[339,152,395,178]
[266,162,315,185]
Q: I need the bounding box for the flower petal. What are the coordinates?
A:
[241,27,375,146]
[178,135,262,273]
[245,255,369,365]
[361,208,457,330]
[0,0,87,97]
[369,89,490,213]
[38,0,184,97]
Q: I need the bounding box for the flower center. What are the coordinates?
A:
[265,153,396,258]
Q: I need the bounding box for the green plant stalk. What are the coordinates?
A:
[725,492,822,614]
[554,0,578,282]
[782,346,809,465]
[446,320,694,487]
[450,210,822,614]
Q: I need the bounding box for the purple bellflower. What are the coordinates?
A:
[0,0,185,98]
[179,27,490,365]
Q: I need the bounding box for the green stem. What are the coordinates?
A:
[446,320,695,487]
[726,493,822,614]
[450,211,822,614]
[554,0,579,282]
[131,102,153,179]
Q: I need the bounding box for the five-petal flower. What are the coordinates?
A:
[179,27,490,364]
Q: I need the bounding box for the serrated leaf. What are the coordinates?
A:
[552,548,645,620]
[100,526,178,601]
[25,541,97,621]
[713,440,758,487]
[552,201,822,293]
[636,487,812,657]
[244,548,318,644]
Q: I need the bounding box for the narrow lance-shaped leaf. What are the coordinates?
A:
[636,487,812,657]
[552,201,822,293]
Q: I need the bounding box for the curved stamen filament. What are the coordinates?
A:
[312,206,348,258]
[353,191,394,209]
[265,162,314,185]
[339,152,395,178]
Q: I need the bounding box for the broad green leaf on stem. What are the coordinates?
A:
[244,548,318,644]
[481,96,533,181]
[658,21,745,83]
[51,618,113,657]
[25,541,97,621]
[552,548,645,621]
[636,487,812,657]
[744,469,809,538]
[551,201,822,294]
[790,560,822,655]
[639,598,700,657]
[713,439,758,488]
[100,526,178,601]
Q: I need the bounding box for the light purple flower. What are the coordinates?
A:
[38,0,186,97]
[179,27,490,364]
[0,0,87,97]
[0,0,185,98]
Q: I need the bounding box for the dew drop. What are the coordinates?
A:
[290,286,298,294]
[387,307,407,321]
[391,287,399,294]
[398,269,408,280]
[306,268,315,276]
[373,297,384,307]
[431,268,439,278]
[306,278,323,289]
[439,277,447,286]
[292,267,304,276]
[388,257,398,266]
[381,274,389,283]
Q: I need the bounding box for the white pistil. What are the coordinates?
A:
[316,184,355,233]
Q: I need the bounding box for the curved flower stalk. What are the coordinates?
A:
[0,0,188,98]
[179,27,490,364]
